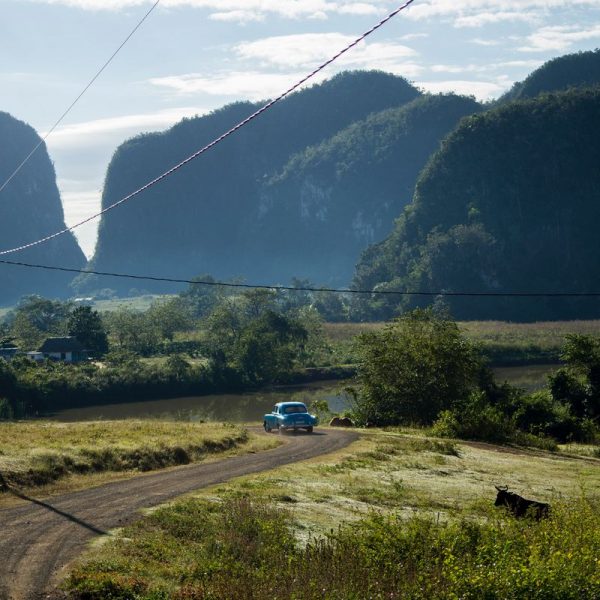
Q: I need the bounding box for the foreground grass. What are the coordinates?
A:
[66,430,600,599]
[0,421,277,497]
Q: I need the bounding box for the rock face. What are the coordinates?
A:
[258,94,481,284]
[0,112,86,305]
[87,73,482,294]
[87,71,426,293]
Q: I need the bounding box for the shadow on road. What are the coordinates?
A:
[1,476,107,536]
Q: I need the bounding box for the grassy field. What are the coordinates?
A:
[66,429,600,599]
[324,320,600,365]
[0,421,279,501]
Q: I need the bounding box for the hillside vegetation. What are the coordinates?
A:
[500,48,600,102]
[83,71,423,293]
[354,87,600,321]
[0,112,85,304]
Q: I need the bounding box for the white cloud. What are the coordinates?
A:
[416,79,508,100]
[31,0,384,20]
[209,10,265,23]
[400,32,429,41]
[429,59,543,75]
[148,71,316,99]
[234,33,417,70]
[45,106,207,148]
[454,11,539,28]
[470,37,502,46]
[519,24,600,52]
[403,1,600,26]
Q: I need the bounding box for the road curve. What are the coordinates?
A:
[0,429,358,600]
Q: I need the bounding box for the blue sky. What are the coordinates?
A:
[2,0,600,257]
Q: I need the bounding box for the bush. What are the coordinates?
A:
[431,391,516,443]
[353,309,483,426]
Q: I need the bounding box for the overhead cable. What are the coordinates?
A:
[0,0,161,197]
[1,258,599,298]
[0,0,415,257]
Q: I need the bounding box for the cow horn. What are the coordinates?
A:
[495,485,508,491]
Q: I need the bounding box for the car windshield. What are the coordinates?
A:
[283,405,307,414]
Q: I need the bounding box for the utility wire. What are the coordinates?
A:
[1,258,599,298]
[0,0,161,197]
[0,0,415,257]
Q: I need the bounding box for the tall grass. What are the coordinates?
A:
[0,421,247,489]
[66,495,600,599]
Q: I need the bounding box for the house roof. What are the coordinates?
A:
[38,337,86,353]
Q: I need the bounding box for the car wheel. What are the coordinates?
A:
[263,421,271,433]
[305,426,313,433]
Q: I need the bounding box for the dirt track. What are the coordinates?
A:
[0,429,358,600]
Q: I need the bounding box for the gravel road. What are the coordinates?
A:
[0,429,358,600]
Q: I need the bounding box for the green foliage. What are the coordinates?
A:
[146,297,194,341]
[352,309,483,425]
[10,295,72,349]
[205,295,309,385]
[431,392,516,444]
[66,496,600,599]
[0,112,85,305]
[67,306,108,357]
[500,48,600,102]
[354,87,600,321]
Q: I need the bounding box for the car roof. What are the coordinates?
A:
[275,402,307,407]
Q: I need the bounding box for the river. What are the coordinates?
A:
[49,364,559,423]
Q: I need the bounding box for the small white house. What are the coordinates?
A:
[37,337,87,363]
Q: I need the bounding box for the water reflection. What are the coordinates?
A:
[49,364,558,423]
[50,381,349,423]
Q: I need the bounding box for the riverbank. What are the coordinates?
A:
[65,428,600,599]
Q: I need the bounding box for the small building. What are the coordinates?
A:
[26,351,44,362]
[0,347,19,361]
[38,337,88,363]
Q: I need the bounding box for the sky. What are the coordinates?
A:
[2,0,600,258]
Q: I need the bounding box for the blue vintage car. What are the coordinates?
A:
[263,402,318,434]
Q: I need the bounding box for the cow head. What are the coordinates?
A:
[494,485,509,506]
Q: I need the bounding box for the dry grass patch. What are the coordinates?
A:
[0,421,278,501]
[193,429,600,539]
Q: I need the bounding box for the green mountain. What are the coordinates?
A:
[255,94,481,284]
[500,49,600,102]
[87,71,424,293]
[353,88,600,321]
[0,112,86,305]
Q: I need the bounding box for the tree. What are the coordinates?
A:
[550,334,600,420]
[146,298,193,342]
[233,310,307,384]
[67,306,109,357]
[11,295,72,349]
[352,309,483,425]
[104,308,160,355]
[179,274,222,318]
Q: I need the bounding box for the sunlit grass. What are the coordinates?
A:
[66,429,600,599]
[0,421,279,497]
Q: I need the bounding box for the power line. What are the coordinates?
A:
[0,0,161,197]
[0,0,415,258]
[2,258,600,298]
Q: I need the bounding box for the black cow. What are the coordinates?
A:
[494,486,550,520]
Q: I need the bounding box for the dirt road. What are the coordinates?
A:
[0,429,357,600]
